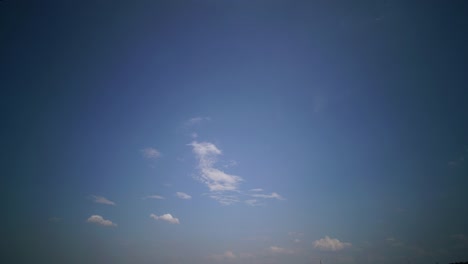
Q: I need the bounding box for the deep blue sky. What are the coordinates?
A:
[1,1,468,264]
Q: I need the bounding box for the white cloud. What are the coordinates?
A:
[176,192,192,200]
[251,192,285,200]
[186,116,210,126]
[86,215,116,227]
[141,147,161,159]
[90,195,115,206]
[143,195,165,200]
[209,194,239,206]
[191,132,198,138]
[313,236,351,251]
[249,188,263,192]
[150,213,180,224]
[245,199,262,206]
[189,141,243,204]
[288,232,304,243]
[269,246,293,254]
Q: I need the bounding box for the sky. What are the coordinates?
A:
[1,1,468,264]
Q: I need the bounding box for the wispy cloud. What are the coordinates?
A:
[90,195,115,206]
[176,192,192,200]
[185,116,210,126]
[386,237,404,247]
[141,147,161,159]
[150,213,180,224]
[313,236,351,251]
[189,141,285,205]
[269,246,293,254]
[86,215,116,227]
[245,199,262,206]
[288,232,304,243]
[143,195,165,200]
[189,141,243,204]
[250,192,285,200]
[209,194,240,206]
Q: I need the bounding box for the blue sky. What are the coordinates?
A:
[2,1,468,264]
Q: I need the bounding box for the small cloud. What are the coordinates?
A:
[186,116,211,126]
[141,147,161,159]
[313,236,351,251]
[223,160,238,168]
[191,132,198,138]
[386,237,404,247]
[143,195,165,200]
[90,195,115,206]
[288,232,304,243]
[150,213,180,224]
[249,188,263,192]
[251,192,285,200]
[269,246,293,254]
[86,215,116,227]
[176,192,192,200]
[245,199,262,206]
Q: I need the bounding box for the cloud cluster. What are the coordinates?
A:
[189,141,243,204]
[176,192,192,200]
[90,195,115,206]
[150,213,180,224]
[87,215,116,227]
[313,236,351,251]
[141,147,161,159]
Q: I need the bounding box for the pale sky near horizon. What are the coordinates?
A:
[2,1,468,264]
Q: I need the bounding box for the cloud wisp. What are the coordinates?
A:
[185,116,211,126]
[269,246,293,254]
[176,192,192,200]
[141,147,161,159]
[250,192,285,200]
[313,236,351,251]
[87,215,116,227]
[143,195,165,200]
[189,141,243,205]
[90,195,115,206]
[150,213,180,224]
[189,141,286,205]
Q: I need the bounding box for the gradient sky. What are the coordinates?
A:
[2,1,468,264]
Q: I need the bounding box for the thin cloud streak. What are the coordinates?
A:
[90,195,115,206]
